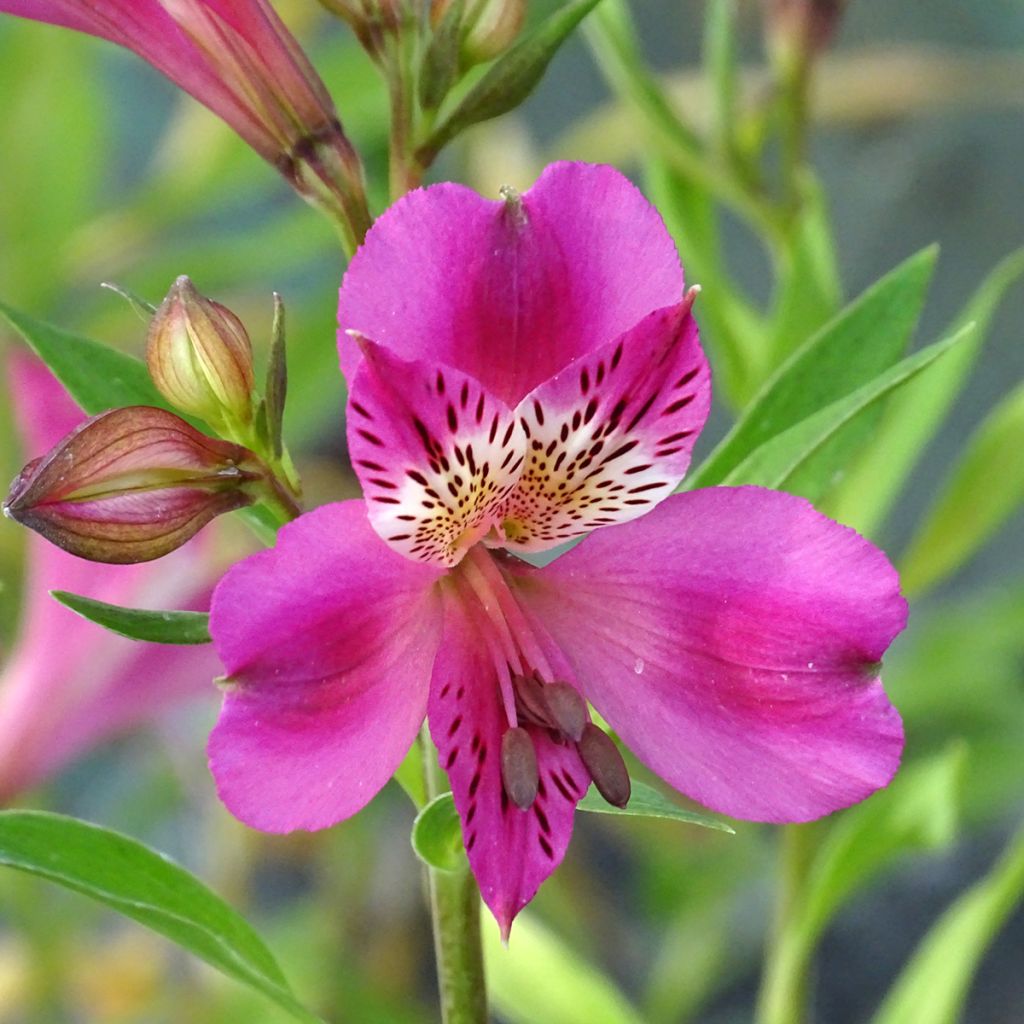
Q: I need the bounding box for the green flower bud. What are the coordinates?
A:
[147,277,256,436]
[432,0,526,66]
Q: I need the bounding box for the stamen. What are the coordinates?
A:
[544,683,587,742]
[577,723,631,808]
[501,727,539,809]
[512,672,555,729]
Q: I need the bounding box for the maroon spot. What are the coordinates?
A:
[372,496,401,505]
[467,832,477,851]
[551,774,573,800]
[663,394,695,415]
[445,747,458,769]
[466,803,477,825]
[388,533,411,541]
[447,404,458,431]
[356,429,384,447]
[583,398,599,425]
[469,771,481,798]
[675,366,700,389]
[436,371,446,394]
[659,430,694,444]
[629,481,668,493]
[357,459,386,471]
[369,477,398,490]
[626,392,659,432]
[448,714,463,737]
[596,361,606,385]
[534,804,551,836]
[440,682,451,698]
[350,400,373,420]
[611,342,624,369]
[603,440,640,463]
[580,367,590,394]
[502,421,517,446]
[538,835,554,859]
[460,381,470,409]
[407,469,428,485]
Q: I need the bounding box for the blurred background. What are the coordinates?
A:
[0,1,1022,1021]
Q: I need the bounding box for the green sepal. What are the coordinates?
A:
[411,792,466,872]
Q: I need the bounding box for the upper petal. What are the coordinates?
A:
[209,501,444,832]
[497,296,710,552]
[338,162,684,406]
[347,339,526,567]
[514,488,907,823]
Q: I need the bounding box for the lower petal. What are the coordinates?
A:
[514,487,907,823]
[209,501,444,832]
[428,579,589,937]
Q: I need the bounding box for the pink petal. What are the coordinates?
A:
[514,488,907,823]
[347,339,526,567]
[498,296,710,551]
[338,162,684,406]
[208,501,444,832]
[428,581,588,938]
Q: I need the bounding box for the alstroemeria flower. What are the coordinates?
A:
[0,354,221,802]
[209,162,906,935]
[0,0,370,238]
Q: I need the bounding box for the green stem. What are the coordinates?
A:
[755,823,820,1024]
[386,22,425,200]
[422,732,488,1024]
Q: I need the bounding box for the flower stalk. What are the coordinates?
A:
[422,730,488,1024]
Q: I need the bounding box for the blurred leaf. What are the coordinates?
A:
[690,246,936,488]
[578,780,735,833]
[0,811,322,1023]
[411,792,465,872]
[871,821,1024,1024]
[703,0,738,160]
[484,912,646,1024]
[826,248,1024,534]
[50,590,212,644]
[799,745,964,945]
[719,323,972,497]
[767,175,843,367]
[0,299,169,415]
[422,0,604,158]
[900,377,1024,596]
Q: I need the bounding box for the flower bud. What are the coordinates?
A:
[432,0,526,65]
[147,277,256,435]
[3,406,261,564]
[761,0,849,67]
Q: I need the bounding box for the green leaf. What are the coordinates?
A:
[484,912,646,1024]
[578,779,735,833]
[899,377,1024,595]
[871,822,1024,1024]
[719,323,973,497]
[265,292,288,460]
[689,246,937,488]
[0,299,169,416]
[411,793,465,872]
[421,0,604,158]
[826,247,1024,535]
[0,811,321,1023]
[419,0,465,112]
[50,590,212,645]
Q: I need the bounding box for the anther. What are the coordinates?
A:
[501,727,539,810]
[512,672,554,728]
[577,724,631,808]
[543,683,587,742]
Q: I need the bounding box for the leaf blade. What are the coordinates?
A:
[577,779,735,833]
[50,590,212,645]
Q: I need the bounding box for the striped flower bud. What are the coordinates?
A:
[3,406,262,563]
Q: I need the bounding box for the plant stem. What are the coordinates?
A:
[755,822,820,1024]
[422,731,488,1024]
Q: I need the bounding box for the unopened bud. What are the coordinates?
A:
[147,277,256,435]
[577,724,631,808]
[761,0,849,66]
[432,0,525,66]
[501,726,539,809]
[3,406,261,564]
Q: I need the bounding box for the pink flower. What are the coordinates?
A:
[208,163,906,935]
[0,354,221,802]
[0,0,370,239]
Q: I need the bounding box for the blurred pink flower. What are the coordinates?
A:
[0,0,370,239]
[0,353,220,802]
[207,163,906,935]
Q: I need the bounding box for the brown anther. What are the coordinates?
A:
[512,672,554,729]
[501,727,539,810]
[543,683,588,742]
[577,724,631,808]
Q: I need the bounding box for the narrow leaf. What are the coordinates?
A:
[0,811,321,1023]
[265,292,288,459]
[421,0,603,157]
[871,822,1024,1024]
[578,779,735,833]
[689,246,937,488]
[411,792,465,872]
[484,912,647,1024]
[720,323,973,498]
[51,590,212,645]
[825,247,1024,534]
[0,299,170,415]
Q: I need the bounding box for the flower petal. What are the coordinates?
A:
[428,580,589,938]
[347,339,526,567]
[209,501,444,832]
[514,488,907,823]
[338,162,683,406]
[498,297,710,551]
